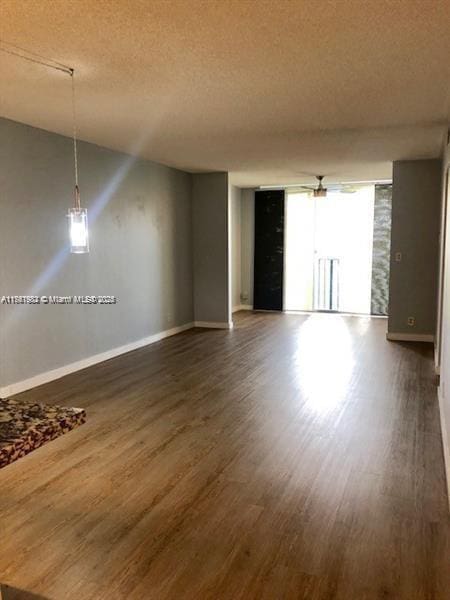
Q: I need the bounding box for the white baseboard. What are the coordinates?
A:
[437,385,450,514]
[194,321,233,329]
[0,322,194,399]
[233,305,253,312]
[386,332,435,343]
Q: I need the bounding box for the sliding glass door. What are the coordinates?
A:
[285,186,375,314]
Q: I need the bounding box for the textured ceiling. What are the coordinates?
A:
[1,0,449,187]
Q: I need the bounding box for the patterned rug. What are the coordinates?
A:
[0,398,86,469]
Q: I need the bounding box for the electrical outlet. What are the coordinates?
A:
[407,316,415,327]
[395,252,402,262]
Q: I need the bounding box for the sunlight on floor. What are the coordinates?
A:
[294,314,355,415]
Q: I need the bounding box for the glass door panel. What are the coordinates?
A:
[285,186,374,314]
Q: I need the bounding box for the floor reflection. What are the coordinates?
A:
[294,314,355,414]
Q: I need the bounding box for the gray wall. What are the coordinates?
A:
[240,188,255,306]
[230,185,242,309]
[192,172,231,324]
[388,159,442,335]
[0,117,194,388]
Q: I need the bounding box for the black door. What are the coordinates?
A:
[253,190,285,311]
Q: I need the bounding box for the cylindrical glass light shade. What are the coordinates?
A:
[68,207,89,253]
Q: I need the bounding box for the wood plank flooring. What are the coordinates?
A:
[0,311,449,599]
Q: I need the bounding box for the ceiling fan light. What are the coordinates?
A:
[314,188,327,197]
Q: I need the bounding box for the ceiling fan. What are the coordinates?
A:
[297,175,357,197]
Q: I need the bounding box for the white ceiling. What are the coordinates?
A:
[1,0,449,187]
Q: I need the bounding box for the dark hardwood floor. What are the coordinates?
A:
[0,311,449,599]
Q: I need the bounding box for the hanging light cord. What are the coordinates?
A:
[0,39,80,207]
[0,40,73,75]
[70,69,81,210]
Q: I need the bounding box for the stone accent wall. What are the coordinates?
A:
[371,184,392,315]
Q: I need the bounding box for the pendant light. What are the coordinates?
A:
[0,41,89,253]
[67,69,89,253]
